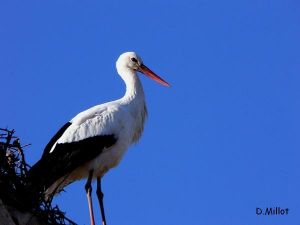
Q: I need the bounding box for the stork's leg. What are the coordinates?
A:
[96,177,107,225]
[85,170,95,225]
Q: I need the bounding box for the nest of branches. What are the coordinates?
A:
[0,128,76,225]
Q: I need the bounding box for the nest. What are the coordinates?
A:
[0,128,77,225]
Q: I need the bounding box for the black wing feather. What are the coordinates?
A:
[28,131,117,201]
[42,122,72,157]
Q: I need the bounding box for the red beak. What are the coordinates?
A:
[139,64,170,87]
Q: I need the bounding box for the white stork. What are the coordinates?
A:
[28,52,170,225]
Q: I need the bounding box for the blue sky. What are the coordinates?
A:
[1,1,299,225]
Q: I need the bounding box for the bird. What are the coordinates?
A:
[27,52,170,225]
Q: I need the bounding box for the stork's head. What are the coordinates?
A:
[116,52,170,87]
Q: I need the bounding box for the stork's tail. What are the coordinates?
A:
[25,158,59,208]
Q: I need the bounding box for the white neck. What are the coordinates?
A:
[118,68,148,143]
[119,68,145,103]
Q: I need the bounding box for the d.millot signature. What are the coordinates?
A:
[256,207,289,216]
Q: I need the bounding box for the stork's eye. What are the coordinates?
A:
[130,57,138,63]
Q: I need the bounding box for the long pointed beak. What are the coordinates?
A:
[138,64,170,87]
